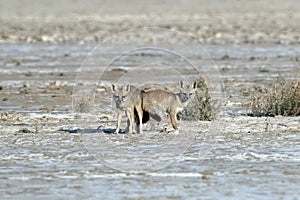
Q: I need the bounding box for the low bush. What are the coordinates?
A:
[251,78,300,117]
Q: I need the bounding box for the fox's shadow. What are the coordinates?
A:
[59,128,127,134]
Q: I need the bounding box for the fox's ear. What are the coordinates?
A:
[179,80,184,88]
[191,81,197,89]
[111,84,117,92]
[124,84,130,92]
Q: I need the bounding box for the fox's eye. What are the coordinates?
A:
[189,93,193,96]
[122,96,126,99]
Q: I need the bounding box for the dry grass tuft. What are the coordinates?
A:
[251,78,300,117]
[73,94,94,113]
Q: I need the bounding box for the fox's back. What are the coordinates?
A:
[142,89,178,112]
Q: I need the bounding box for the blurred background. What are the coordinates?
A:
[0,0,299,44]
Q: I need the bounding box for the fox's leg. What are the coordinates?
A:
[170,111,178,130]
[126,110,134,134]
[115,110,123,134]
[136,106,143,134]
[125,119,130,133]
[131,108,137,134]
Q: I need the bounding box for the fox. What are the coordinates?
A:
[111,84,149,134]
[141,80,197,131]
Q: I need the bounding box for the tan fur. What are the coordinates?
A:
[142,81,197,130]
[111,84,143,134]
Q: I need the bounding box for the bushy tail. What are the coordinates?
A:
[148,113,162,122]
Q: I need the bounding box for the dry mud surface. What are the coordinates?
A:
[1,1,300,199]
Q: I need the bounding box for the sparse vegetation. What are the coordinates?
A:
[73,94,94,113]
[178,77,214,121]
[251,78,300,117]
